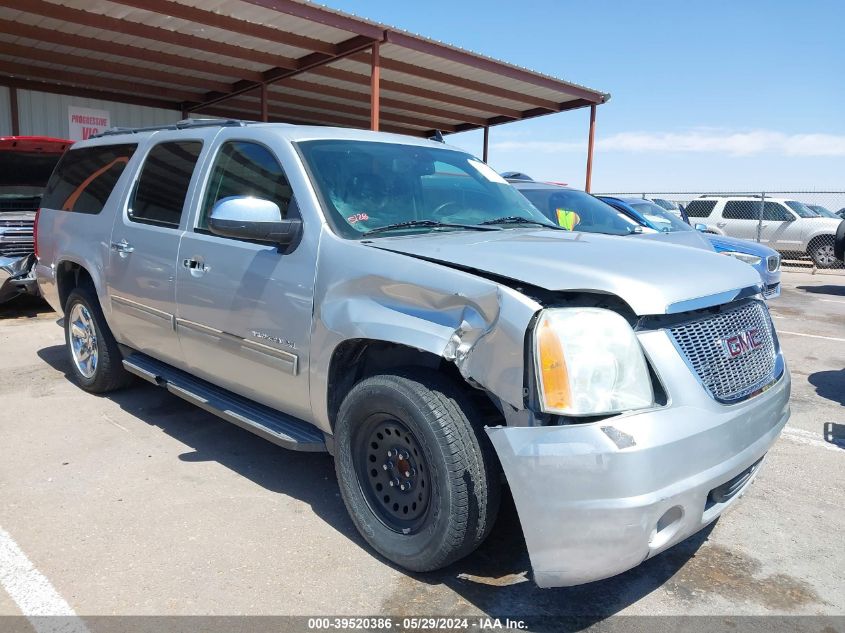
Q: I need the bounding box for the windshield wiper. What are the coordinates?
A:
[362,220,498,237]
[479,216,565,229]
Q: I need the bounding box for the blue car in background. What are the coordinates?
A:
[601,196,781,299]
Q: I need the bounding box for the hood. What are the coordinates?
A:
[367,229,761,316]
[707,234,777,257]
[635,229,714,251]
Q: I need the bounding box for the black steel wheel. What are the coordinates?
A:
[354,413,432,534]
[334,369,500,572]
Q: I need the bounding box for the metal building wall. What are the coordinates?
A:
[0,87,11,136]
[0,89,181,138]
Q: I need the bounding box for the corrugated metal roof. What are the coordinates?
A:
[0,0,609,136]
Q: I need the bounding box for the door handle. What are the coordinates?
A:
[182,258,210,275]
[110,239,134,256]
[716,222,727,228]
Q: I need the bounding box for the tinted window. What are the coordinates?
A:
[723,201,759,220]
[41,143,137,214]
[200,141,293,230]
[129,141,202,227]
[785,200,818,218]
[764,203,794,221]
[630,202,693,232]
[684,200,717,218]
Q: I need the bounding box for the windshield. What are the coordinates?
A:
[629,201,693,232]
[296,140,554,238]
[0,151,63,209]
[785,200,820,218]
[652,198,679,211]
[809,205,837,218]
[516,188,641,235]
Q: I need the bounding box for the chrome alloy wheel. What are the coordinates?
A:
[68,302,98,378]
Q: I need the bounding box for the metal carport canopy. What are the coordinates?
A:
[0,0,609,183]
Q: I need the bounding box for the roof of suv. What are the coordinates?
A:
[79,119,463,152]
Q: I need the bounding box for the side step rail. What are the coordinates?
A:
[123,353,327,453]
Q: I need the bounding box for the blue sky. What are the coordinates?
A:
[321,0,844,192]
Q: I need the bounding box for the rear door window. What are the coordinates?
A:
[129,141,203,228]
[684,200,716,218]
[722,201,758,220]
[41,143,137,214]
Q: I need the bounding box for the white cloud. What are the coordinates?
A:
[491,129,845,156]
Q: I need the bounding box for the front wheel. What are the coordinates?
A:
[334,370,500,572]
[809,239,838,269]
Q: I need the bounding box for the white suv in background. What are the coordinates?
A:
[685,195,843,268]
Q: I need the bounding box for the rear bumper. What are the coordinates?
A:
[0,254,38,303]
[487,331,791,588]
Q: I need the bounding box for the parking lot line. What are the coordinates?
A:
[0,526,89,632]
[818,298,845,305]
[777,330,845,343]
[781,426,844,453]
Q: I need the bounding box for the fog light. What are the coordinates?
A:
[649,505,684,549]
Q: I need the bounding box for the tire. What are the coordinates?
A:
[64,283,134,393]
[808,238,838,269]
[334,369,500,572]
[834,221,845,262]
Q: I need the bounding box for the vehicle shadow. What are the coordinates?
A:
[400,494,714,623]
[808,368,845,407]
[38,343,712,622]
[0,295,54,319]
[796,284,845,297]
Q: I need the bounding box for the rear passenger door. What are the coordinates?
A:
[718,200,760,241]
[106,136,207,366]
[174,136,317,421]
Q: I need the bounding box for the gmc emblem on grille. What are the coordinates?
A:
[721,329,763,358]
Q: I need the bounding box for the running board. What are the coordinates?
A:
[122,353,327,453]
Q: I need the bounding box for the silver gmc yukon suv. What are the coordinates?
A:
[35,120,790,588]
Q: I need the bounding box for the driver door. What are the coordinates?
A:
[175,136,317,421]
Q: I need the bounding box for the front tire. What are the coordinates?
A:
[809,238,837,268]
[334,370,500,572]
[64,284,133,393]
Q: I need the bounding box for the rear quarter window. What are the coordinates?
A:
[40,143,137,214]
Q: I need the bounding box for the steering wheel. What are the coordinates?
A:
[431,201,461,219]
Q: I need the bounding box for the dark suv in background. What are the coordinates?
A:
[0,136,71,304]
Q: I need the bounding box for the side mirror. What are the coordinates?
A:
[694,223,708,232]
[208,196,302,246]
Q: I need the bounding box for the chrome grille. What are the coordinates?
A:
[766,254,780,272]
[669,301,778,402]
[0,219,34,257]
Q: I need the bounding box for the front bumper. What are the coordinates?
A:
[487,329,791,588]
[0,254,38,303]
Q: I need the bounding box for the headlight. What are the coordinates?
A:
[533,308,654,416]
[721,251,762,266]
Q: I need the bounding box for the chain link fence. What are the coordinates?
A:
[595,192,845,272]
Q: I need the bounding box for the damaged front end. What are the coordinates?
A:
[0,252,38,304]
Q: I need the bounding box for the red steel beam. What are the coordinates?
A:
[0,76,179,111]
[272,79,488,126]
[108,0,338,55]
[0,21,258,82]
[585,105,597,192]
[0,59,202,104]
[2,0,300,71]
[239,0,386,40]
[0,42,232,94]
[187,35,380,112]
[308,66,523,119]
[385,30,607,104]
[370,43,380,131]
[348,52,561,111]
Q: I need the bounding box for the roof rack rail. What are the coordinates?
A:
[699,194,766,199]
[91,118,252,139]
